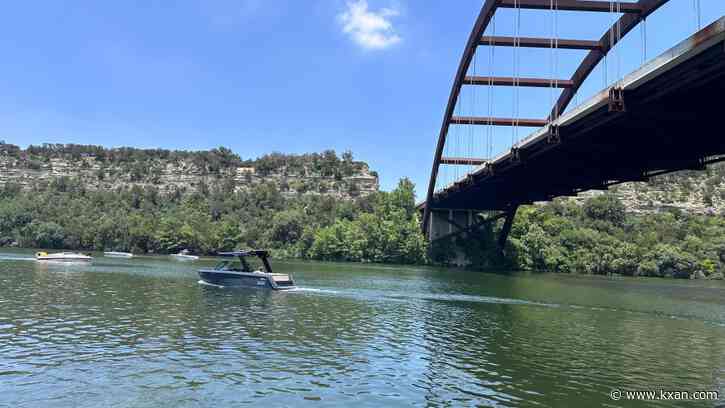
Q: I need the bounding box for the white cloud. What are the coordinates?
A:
[338,0,401,50]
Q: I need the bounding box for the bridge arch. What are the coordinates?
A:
[423,0,676,236]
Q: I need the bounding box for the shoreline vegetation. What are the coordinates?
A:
[0,173,429,265]
[0,143,723,281]
[432,195,725,280]
[2,176,724,281]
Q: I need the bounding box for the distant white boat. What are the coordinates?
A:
[170,249,199,261]
[36,252,93,262]
[104,251,134,258]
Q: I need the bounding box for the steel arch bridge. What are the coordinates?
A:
[420,0,725,250]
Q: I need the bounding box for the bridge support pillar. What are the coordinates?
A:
[428,209,474,241]
[428,209,479,266]
[427,207,522,266]
[497,205,519,251]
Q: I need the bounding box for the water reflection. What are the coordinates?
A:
[0,251,723,407]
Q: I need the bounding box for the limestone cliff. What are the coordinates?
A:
[571,162,725,215]
[0,143,379,199]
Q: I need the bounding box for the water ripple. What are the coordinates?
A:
[0,253,723,407]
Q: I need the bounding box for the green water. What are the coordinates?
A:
[1,249,724,407]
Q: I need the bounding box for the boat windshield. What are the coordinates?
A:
[214,260,246,272]
[213,255,267,272]
[244,256,267,272]
[214,252,271,273]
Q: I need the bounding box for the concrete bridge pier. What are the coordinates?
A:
[427,209,475,241]
[428,207,518,247]
[427,209,476,266]
[426,205,519,265]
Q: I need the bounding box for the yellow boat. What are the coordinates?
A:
[36,252,93,262]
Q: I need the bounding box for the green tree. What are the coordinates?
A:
[583,194,626,226]
[22,221,65,249]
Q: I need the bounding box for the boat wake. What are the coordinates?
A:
[408,293,560,308]
[288,287,339,294]
[0,255,37,262]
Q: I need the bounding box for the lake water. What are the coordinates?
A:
[1,249,724,407]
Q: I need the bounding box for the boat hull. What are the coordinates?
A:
[172,254,199,261]
[36,252,92,262]
[37,258,91,263]
[104,252,134,258]
[198,270,295,290]
[37,257,92,262]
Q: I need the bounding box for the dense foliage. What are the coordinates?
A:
[0,177,426,264]
[306,179,427,264]
[443,194,725,279]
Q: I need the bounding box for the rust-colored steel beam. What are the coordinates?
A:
[480,36,602,50]
[440,157,489,166]
[551,0,670,119]
[464,76,574,88]
[450,116,549,127]
[498,0,642,13]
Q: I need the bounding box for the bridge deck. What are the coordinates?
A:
[428,17,725,212]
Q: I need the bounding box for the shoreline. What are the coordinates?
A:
[3,246,723,281]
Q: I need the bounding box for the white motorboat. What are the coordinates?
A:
[36,252,93,262]
[104,251,134,258]
[170,249,199,261]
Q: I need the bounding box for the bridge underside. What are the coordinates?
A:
[429,24,725,213]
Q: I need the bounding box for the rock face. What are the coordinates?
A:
[0,144,379,199]
[569,163,725,215]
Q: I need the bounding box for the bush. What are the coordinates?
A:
[22,221,65,249]
[583,194,626,226]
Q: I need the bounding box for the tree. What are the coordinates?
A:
[308,221,348,261]
[583,194,626,226]
[305,179,427,264]
[389,178,416,218]
[269,210,304,246]
[23,221,65,249]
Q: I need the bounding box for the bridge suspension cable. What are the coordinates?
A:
[487,15,496,161]
[470,51,477,170]
[512,0,522,146]
[549,0,560,122]
[641,16,647,64]
[611,0,623,84]
[452,85,458,183]
[693,0,701,30]
[617,1,622,82]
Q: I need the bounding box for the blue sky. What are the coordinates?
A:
[1,1,723,194]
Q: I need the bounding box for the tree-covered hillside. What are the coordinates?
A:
[1,142,375,178]
[434,194,725,279]
[0,176,426,264]
[0,142,379,199]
